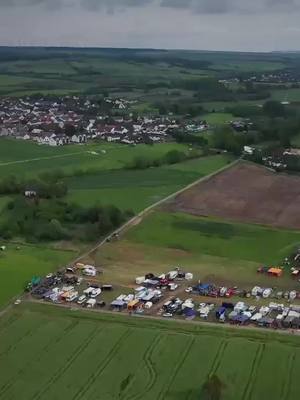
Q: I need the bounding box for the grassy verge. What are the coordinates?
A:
[0,244,75,307]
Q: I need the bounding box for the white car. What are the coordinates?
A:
[77,295,87,304]
[91,288,101,298]
[185,287,193,293]
[163,313,173,318]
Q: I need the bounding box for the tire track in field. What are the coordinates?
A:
[127,334,162,400]
[0,321,78,398]
[0,320,45,358]
[0,315,19,335]
[157,337,195,400]
[242,343,265,400]
[208,340,228,377]
[31,325,100,400]
[71,329,132,400]
[240,343,263,400]
[281,351,296,400]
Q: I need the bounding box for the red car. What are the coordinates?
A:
[225,288,234,298]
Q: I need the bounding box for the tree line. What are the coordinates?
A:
[126,149,203,170]
[0,197,133,242]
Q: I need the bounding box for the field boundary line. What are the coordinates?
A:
[208,339,228,377]
[243,343,265,400]
[240,343,263,400]
[71,328,132,400]
[72,158,240,265]
[31,324,99,400]
[0,319,78,398]
[0,317,45,358]
[157,337,195,400]
[27,299,300,339]
[281,351,296,400]
[0,150,91,167]
[128,334,162,400]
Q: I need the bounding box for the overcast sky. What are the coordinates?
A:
[0,0,299,51]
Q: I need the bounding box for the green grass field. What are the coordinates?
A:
[0,139,189,177]
[271,88,300,103]
[0,303,299,400]
[127,212,300,265]
[95,211,300,289]
[67,155,233,211]
[201,112,236,125]
[211,61,285,72]
[0,245,74,307]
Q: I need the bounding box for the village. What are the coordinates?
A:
[0,95,208,146]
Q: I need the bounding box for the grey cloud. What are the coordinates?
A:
[160,0,232,14]
[2,0,300,14]
[160,0,300,14]
[81,0,153,13]
[0,0,64,8]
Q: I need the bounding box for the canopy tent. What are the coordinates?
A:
[268,268,283,277]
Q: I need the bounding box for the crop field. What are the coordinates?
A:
[0,55,209,97]
[211,61,285,72]
[0,303,299,400]
[168,161,300,230]
[271,88,300,103]
[0,245,74,308]
[67,155,233,211]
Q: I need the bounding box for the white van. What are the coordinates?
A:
[77,295,87,305]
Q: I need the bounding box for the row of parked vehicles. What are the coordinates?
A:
[159,297,300,329]
[189,283,300,301]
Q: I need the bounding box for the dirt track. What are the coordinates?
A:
[167,161,300,230]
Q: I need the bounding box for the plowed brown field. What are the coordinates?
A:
[167,162,300,229]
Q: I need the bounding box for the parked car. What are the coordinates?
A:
[77,295,87,305]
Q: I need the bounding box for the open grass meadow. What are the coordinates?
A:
[95,211,300,289]
[66,154,233,211]
[201,112,236,125]
[0,48,292,98]
[0,244,75,308]
[0,303,299,400]
[271,88,300,103]
[127,212,300,265]
[0,138,189,177]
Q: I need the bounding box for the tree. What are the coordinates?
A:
[64,124,76,137]
[163,150,186,164]
[201,375,225,400]
[212,125,246,155]
[263,100,285,118]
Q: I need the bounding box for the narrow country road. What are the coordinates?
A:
[0,151,90,167]
[0,157,239,315]
[71,158,240,265]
